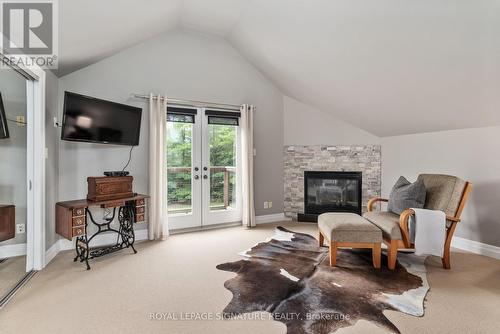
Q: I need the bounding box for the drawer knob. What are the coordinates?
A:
[73,208,85,216]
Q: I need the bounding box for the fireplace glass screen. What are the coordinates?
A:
[307,179,359,207]
[303,171,362,215]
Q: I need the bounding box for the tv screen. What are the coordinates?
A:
[61,92,142,146]
[0,93,9,140]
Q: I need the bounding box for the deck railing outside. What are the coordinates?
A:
[167,166,236,214]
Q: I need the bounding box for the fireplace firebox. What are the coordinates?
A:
[298,171,362,222]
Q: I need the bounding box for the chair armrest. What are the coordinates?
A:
[399,209,414,248]
[398,210,461,248]
[446,216,461,223]
[367,197,388,212]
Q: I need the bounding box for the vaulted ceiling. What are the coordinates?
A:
[59,0,500,136]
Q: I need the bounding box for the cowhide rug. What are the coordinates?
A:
[216,227,429,334]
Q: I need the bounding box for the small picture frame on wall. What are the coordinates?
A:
[0,92,10,139]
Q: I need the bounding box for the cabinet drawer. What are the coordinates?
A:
[136,199,145,206]
[72,216,85,227]
[73,208,85,217]
[136,213,145,222]
[72,226,85,237]
[136,206,145,214]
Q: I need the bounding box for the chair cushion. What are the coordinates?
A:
[318,213,382,243]
[363,211,402,240]
[387,176,426,215]
[417,174,466,217]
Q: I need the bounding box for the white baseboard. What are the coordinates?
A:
[0,243,27,259]
[44,241,60,265]
[452,236,500,260]
[256,213,291,224]
[44,229,149,266]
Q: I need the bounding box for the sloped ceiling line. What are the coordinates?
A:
[57,0,500,136]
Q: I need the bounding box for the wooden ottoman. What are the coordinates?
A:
[318,213,383,268]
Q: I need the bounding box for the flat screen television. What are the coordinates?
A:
[61,91,142,146]
[0,93,9,139]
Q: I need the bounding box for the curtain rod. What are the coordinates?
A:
[131,94,242,111]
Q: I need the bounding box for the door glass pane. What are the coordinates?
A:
[208,123,236,211]
[166,121,193,214]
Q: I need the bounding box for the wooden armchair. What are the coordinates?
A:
[365,174,472,270]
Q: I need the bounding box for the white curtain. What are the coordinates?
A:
[148,94,169,240]
[241,104,256,228]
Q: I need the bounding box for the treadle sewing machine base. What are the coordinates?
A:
[56,194,148,270]
[73,205,138,270]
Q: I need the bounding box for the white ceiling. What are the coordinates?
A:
[58,0,181,76]
[58,0,500,136]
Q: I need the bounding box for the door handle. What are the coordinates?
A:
[203,175,208,179]
[194,167,199,171]
[194,175,200,180]
[203,167,208,171]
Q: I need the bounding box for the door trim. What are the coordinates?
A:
[26,65,46,271]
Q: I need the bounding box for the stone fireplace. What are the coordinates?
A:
[284,145,381,220]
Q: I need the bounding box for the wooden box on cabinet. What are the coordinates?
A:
[0,205,15,242]
[87,176,133,202]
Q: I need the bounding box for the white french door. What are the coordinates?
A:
[166,107,242,231]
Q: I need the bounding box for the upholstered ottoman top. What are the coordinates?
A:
[318,213,382,243]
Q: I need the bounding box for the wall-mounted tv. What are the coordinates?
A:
[0,93,10,140]
[61,91,142,146]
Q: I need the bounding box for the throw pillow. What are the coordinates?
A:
[387,176,426,215]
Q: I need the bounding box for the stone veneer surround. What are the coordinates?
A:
[284,145,381,219]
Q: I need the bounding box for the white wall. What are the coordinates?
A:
[57,29,284,234]
[382,126,500,247]
[284,95,380,145]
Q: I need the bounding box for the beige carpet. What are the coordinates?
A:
[0,256,27,300]
[0,222,499,334]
